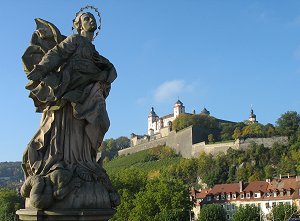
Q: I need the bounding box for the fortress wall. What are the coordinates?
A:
[192,141,237,157]
[118,137,168,156]
[238,136,288,150]
[166,126,194,158]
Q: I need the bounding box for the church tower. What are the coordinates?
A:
[173,99,185,118]
[148,107,159,135]
[249,107,257,123]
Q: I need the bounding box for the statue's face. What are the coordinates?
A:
[80,13,97,32]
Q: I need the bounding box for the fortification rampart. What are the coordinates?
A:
[119,126,289,158]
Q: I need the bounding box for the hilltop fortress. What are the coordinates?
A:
[118,100,288,158]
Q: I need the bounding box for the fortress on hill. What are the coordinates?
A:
[118,100,288,158]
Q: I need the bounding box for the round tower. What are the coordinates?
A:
[173,99,185,118]
[148,107,158,135]
[249,107,257,123]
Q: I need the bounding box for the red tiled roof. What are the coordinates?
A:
[268,178,298,191]
[243,181,269,193]
[210,183,240,194]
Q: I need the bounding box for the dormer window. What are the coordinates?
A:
[287,190,291,196]
[221,194,225,200]
[240,193,244,199]
[216,195,220,200]
[227,194,231,200]
[207,196,212,201]
[254,193,260,198]
[232,193,236,199]
[246,193,251,199]
[274,192,277,197]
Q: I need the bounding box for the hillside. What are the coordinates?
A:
[104,145,182,176]
[0,162,24,188]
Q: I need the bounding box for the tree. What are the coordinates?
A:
[232,128,242,140]
[129,177,192,221]
[172,114,221,142]
[198,204,226,221]
[100,136,130,160]
[232,204,260,221]
[208,134,215,143]
[0,188,24,221]
[269,203,297,221]
[276,111,300,137]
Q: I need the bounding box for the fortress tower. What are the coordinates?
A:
[173,99,185,118]
[249,107,258,123]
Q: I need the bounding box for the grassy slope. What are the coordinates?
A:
[104,146,182,175]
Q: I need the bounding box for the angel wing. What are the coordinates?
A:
[22,18,66,74]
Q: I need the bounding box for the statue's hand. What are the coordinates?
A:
[27,65,45,81]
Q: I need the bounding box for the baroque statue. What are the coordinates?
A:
[20,7,120,210]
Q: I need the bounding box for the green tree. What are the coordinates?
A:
[232,204,260,221]
[100,136,130,160]
[198,204,226,221]
[220,123,235,141]
[208,134,215,143]
[276,111,300,137]
[129,177,192,221]
[232,128,242,140]
[0,188,24,221]
[269,203,297,221]
[172,114,221,142]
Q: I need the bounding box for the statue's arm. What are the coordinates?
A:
[27,35,78,81]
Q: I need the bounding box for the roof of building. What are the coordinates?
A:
[243,181,269,193]
[268,177,300,191]
[210,183,241,194]
[148,107,158,117]
[174,99,183,106]
[201,107,210,115]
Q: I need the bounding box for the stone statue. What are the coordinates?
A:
[20,8,120,210]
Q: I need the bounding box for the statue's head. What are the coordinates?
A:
[73,12,97,34]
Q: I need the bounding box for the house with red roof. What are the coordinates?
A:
[191,176,300,220]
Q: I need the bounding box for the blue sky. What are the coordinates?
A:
[1,1,300,161]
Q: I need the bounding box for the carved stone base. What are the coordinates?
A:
[16,209,115,221]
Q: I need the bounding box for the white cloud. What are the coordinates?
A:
[154,80,186,102]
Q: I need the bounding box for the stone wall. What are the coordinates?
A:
[166,126,194,158]
[237,136,288,150]
[192,141,237,156]
[119,125,289,158]
[118,137,168,156]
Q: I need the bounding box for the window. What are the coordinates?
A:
[254,193,260,198]
[226,214,230,220]
[265,192,271,197]
[231,204,236,210]
[274,192,277,197]
[272,202,276,207]
[246,193,251,199]
[232,193,236,199]
[265,202,270,208]
[207,196,211,201]
[240,193,244,199]
[221,194,225,200]
[287,190,291,196]
[216,195,220,200]
[226,204,230,211]
[227,193,231,200]
[280,191,284,197]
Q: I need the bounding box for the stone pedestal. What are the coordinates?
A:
[16,209,115,221]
